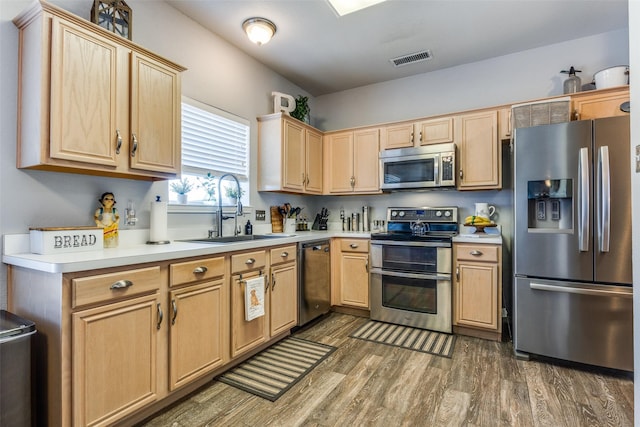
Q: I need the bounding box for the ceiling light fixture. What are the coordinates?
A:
[242,17,277,46]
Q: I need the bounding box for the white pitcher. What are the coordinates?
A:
[474,203,496,219]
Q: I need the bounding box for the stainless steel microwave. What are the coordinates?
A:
[379,143,456,190]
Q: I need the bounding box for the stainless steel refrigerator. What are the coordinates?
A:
[513,115,632,372]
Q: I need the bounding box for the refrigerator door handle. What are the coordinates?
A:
[578,147,590,252]
[530,282,632,298]
[598,146,611,252]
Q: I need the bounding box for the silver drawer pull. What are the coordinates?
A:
[350,243,359,249]
[156,303,163,330]
[110,280,133,290]
[171,299,178,325]
[193,266,208,274]
[281,252,289,258]
[245,258,256,265]
[470,250,483,256]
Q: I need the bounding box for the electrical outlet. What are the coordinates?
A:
[255,210,266,221]
[502,308,508,318]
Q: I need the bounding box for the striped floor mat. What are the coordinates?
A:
[217,336,337,401]
[350,320,456,358]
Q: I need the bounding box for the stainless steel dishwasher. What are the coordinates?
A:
[298,240,331,326]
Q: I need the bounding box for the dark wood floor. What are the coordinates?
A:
[141,313,634,426]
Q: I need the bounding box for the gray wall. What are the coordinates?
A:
[0,0,631,314]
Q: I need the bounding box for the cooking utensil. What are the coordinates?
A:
[594,65,629,89]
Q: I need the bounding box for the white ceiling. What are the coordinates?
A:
[163,0,628,96]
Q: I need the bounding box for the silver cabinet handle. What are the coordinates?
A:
[456,266,459,281]
[280,252,289,258]
[578,147,590,252]
[115,129,122,154]
[245,258,255,265]
[110,280,133,290]
[598,146,611,252]
[193,266,208,274]
[130,133,138,157]
[470,250,483,256]
[271,273,276,291]
[350,243,359,249]
[410,131,414,143]
[171,299,178,325]
[365,260,369,273]
[156,303,163,330]
[459,169,464,179]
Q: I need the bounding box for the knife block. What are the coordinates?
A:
[311,214,327,230]
[270,206,283,233]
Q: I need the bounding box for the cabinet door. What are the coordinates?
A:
[130,52,181,175]
[49,17,120,167]
[305,129,324,194]
[270,262,297,336]
[326,132,355,193]
[573,90,630,120]
[230,271,268,358]
[498,108,512,141]
[72,293,160,426]
[353,128,380,193]
[381,122,414,149]
[169,280,228,390]
[282,119,306,191]
[340,252,369,308]
[417,117,454,145]
[457,111,501,189]
[455,262,499,330]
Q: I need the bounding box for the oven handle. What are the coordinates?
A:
[370,267,451,281]
[370,241,451,248]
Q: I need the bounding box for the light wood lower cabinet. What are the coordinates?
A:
[453,243,502,341]
[331,238,369,309]
[269,245,298,335]
[168,256,228,391]
[70,266,163,427]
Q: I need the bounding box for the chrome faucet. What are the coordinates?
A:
[215,173,243,237]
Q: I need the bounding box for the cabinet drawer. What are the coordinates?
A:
[340,239,369,253]
[270,245,297,265]
[231,250,266,274]
[170,256,225,287]
[72,266,160,308]
[455,244,500,262]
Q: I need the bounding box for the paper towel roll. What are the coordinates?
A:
[149,198,168,243]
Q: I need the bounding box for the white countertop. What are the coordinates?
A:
[452,224,503,244]
[3,230,371,274]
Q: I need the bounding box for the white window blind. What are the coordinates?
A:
[181,97,249,178]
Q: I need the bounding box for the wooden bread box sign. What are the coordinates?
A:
[30,226,103,255]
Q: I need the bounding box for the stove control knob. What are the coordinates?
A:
[444,210,451,217]
[435,211,442,217]
[398,211,405,217]
[391,211,398,217]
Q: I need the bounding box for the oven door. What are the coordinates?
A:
[380,152,440,190]
[370,268,452,333]
[370,241,451,275]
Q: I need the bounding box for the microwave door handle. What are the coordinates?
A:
[598,146,611,252]
[578,147,590,252]
[434,155,440,185]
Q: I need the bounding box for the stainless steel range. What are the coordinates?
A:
[370,207,458,333]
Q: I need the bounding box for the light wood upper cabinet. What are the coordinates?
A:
[325,128,381,194]
[498,108,513,140]
[381,117,454,149]
[453,243,502,341]
[258,113,323,194]
[14,2,185,180]
[455,110,501,190]
[572,87,630,121]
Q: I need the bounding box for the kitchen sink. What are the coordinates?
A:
[181,234,295,244]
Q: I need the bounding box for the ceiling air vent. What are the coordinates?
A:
[390,50,432,67]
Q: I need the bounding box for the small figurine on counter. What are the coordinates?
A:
[94,192,120,248]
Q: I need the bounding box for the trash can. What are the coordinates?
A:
[0,310,36,427]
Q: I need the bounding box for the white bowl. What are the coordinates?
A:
[594,66,629,89]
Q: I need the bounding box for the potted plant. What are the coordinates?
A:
[170,177,193,204]
[224,185,245,202]
[197,172,217,203]
[290,95,310,123]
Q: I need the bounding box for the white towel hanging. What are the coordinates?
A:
[245,276,265,321]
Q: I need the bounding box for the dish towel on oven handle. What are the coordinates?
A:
[244,275,265,321]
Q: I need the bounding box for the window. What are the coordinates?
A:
[169,97,250,206]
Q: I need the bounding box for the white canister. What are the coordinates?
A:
[594,66,629,89]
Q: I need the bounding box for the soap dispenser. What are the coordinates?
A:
[561,66,582,94]
[244,220,253,235]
